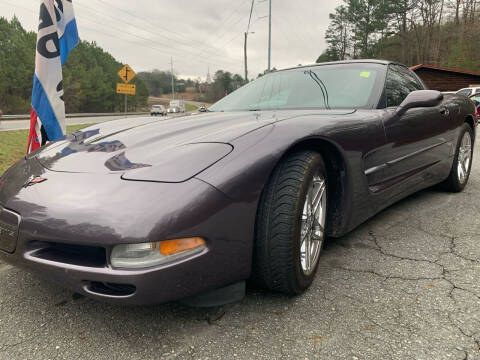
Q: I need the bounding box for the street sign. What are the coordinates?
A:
[116,83,136,95]
[118,64,136,83]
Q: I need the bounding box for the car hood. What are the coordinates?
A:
[35,109,354,182]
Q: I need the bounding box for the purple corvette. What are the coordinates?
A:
[0,60,476,305]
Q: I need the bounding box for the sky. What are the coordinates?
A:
[1,0,341,81]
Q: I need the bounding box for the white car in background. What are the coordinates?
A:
[457,87,480,97]
[150,104,166,116]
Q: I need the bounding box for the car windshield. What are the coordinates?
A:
[209,63,383,112]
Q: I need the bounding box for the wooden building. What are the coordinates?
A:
[410,64,480,92]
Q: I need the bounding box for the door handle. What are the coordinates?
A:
[439,107,450,116]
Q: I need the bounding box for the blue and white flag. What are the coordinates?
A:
[28,0,79,153]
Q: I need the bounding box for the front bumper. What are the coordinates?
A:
[0,158,256,305]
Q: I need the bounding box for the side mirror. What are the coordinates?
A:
[396,90,443,116]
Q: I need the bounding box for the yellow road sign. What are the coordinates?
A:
[117,83,136,95]
[118,64,136,83]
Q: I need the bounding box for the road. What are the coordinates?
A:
[149,97,210,108]
[0,148,479,359]
[0,99,203,132]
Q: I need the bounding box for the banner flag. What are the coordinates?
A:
[27,0,79,154]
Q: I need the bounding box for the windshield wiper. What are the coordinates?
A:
[304,70,331,110]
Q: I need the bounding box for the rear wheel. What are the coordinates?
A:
[253,151,327,295]
[441,123,473,192]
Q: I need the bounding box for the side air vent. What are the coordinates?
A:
[85,282,136,297]
[26,241,107,268]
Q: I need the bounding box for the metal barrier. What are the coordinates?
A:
[1,112,149,120]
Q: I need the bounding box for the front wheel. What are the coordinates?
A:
[253,151,328,295]
[441,123,474,192]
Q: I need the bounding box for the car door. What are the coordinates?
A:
[381,64,454,190]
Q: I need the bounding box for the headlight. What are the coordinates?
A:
[111,237,206,269]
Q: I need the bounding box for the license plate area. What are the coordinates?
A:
[0,207,20,253]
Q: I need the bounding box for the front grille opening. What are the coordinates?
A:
[87,282,136,297]
[28,242,107,268]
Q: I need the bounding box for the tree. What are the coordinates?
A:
[0,17,148,114]
[325,6,350,60]
[137,70,179,97]
[317,0,480,72]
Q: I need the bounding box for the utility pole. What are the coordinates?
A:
[244,32,248,83]
[170,56,175,100]
[268,0,272,71]
[244,0,255,83]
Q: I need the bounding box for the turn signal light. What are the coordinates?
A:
[110,238,206,269]
[159,237,206,256]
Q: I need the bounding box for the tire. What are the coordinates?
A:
[441,123,474,192]
[253,150,328,295]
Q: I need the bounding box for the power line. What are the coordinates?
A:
[94,0,232,58]
[189,3,253,63]
[1,0,247,76]
[1,0,243,75]
[75,2,243,68]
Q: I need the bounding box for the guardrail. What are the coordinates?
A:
[1,112,149,120]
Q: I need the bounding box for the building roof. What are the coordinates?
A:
[410,64,480,77]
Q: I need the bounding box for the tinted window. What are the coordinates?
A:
[386,65,424,107]
[457,89,473,97]
[209,64,384,111]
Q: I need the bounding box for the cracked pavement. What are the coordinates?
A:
[1,147,480,360]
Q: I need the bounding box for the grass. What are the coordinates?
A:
[185,104,198,112]
[0,123,94,174]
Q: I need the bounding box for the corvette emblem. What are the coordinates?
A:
[23,176,47,188]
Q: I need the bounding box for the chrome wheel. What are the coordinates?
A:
[457,131,472,184]
[300,172,327,275]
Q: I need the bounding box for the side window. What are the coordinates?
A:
[385,65,423,107]
[457,89,472,97]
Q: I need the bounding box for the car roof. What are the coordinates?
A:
[277,59,395,73]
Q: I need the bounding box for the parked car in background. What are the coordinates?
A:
[457,87,480,97]
[150,105,166,116]
[0,60,476,306]
[199,104,208,112]
[169,99,185,113]
[469,93,480,121]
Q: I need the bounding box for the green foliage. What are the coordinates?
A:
[204,70,244,103]
[316,49,341,63]
[318,0,480,71]
[0,16,36,114]
[0,17,148,115]
[138,70,176,97]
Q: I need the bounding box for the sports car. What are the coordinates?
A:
[0,60,476,306]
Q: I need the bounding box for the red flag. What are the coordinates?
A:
[27,109,42,154]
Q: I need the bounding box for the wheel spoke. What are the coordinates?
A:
[300,173,327,275]
[461,162,467,182]
[311,182,325,215]
[304,233,311,272]
[458,164,464,181]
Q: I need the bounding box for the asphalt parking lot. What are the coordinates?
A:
[1,147,479,360]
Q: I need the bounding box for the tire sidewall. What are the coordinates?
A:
[292,154,328,291]
[452,124,474,191]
